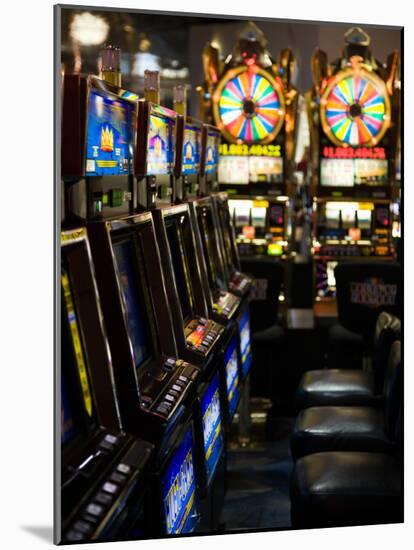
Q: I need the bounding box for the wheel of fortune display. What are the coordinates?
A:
[320,68,391,147]
[212,65,286,145]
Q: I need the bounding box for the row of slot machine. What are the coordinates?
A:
[198,25,401,300]
[59,51,253,543]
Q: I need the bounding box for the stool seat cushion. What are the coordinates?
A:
[291,406,393,460]
[290,451,402,528]
[295,369,376,410]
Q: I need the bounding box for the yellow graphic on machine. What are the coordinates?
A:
[203,388,222,460]
[61,272,93,417]
[165,450,195,533]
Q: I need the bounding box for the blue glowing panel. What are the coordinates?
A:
[112,240,151,370]
[61,378,76,445]
[200,373,224,485]
[182,124,201,175]
[239,309,252,378]
[205,131,220,174]
[147,114,174,175]
[225,338,240,418]
[85,89,134,176]
[162,425,199,535]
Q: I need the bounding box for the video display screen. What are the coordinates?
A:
[198,207,226,291]
[200,373,224,485]
[147,114,174,175]
[112,239,152,370]
[375,205,390,229]
[269,204,284,229]
[205,131,220,174]
[218,156,249,184]
[162,424,198,535]
[239,309,252,379]
[166,220,194,321]
[324,202,372,230]
[320,158,388,187]
[85,89,134,176]
[249,156,283,183]
[224,338,240,419]
[61,377,76,446]
[218,143,283,184]
[217,206,237,273]
[182,124,201,175]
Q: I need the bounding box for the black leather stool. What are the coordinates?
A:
[329,262,402,369]
[291,341,401,460]
[295,312,401,410]
[241,257,285,399]
[290,404,403,529]
[290,450,402,528]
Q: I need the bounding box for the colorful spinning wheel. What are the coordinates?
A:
[212,65,285,145]
[320,68,391,147]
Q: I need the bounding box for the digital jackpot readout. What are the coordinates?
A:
[200,373,224,484]
[224,338,240,418]
[239,310,252,378]
[86,89,134,176]
[162,426,198,535]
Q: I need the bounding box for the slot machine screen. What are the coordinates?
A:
[200,373,224,485]
[165,219,195,322]
[325,202,372,230]
[252,207,267,228]
[162,424,199,535]
[217,204,238,274]
[320,147,388,187]
[239,310,252,378]
[182,124,201,175]
[249,156,283,183]
[147,114,174,175]
[224,338,240,419]
[61,376,76,446]
[197,206,226,291]
[269,204,284,229]
[112,238,153,370]
[205,130,220,174]
[375,205,390,229]
[85,89,135,176]
[61,265,96,443]
[218,156,249,184]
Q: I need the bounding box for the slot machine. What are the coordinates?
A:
[188,197,253,382]
[198,23,299,259]
[307,27,400,299]
[175,113,204,202]
[61,74,138,223]
[152,203,227,367]
[60,228,154,544]
[199,124,253,297]
[134,98,181,209]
